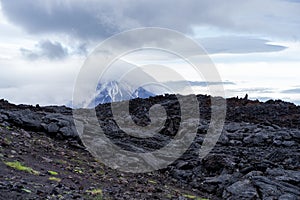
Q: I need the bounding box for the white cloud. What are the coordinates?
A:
[198,36,286,54]
[0,56,83,105]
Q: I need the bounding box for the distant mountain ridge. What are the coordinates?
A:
[87,80,236,107]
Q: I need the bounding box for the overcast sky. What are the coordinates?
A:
[0,0,300,105]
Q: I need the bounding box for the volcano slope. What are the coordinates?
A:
[0,94,299,199]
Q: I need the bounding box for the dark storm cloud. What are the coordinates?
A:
[1,0,300,40]
[199,36,287,54]
[1,0,121,39]
[20,40,68,60]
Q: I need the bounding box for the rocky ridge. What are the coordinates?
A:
[0,94,299,199]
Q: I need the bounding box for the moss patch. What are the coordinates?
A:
[4,161,40,175]
[148,180,157,184]
[48,177,61,182]
[47,170,58,176]
[86,188,103,195]
[182,194,209,200]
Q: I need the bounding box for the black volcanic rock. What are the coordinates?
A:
[0,94,300,199]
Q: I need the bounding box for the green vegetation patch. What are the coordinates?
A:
[148,180,157,184]
[74,167,84,174]
[21,188,32,193]
[55,159,68,165]
[47,170,58,175]
[4,161,40,175]
[3,137,12,145]
[85,188,103,200]
[182,194,209,200]
[86,188,103,195]
[48,177,61,182]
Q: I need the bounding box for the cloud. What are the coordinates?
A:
[281,88,300,93]
[188,81,235,86]
[163,81,235,92]
[0,0,125,40]
[1,0,300,40]
[0,56,82,105]
[199,36,287,54]
[283,0,300,3]
[229,87,275,94]
[75,43,88,56]
[20,40,68,60]
[250,96,274,102]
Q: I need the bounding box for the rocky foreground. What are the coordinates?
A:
[0,95,299,199]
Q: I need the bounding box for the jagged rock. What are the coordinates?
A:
[42,113,72,127]
[59,126,78,138]
[282,141,296,147]
[217,133,229,145]
[279,193,298,200]
[0,114,8,122]
[225,123,240,133]
[276,131,292,140]
[290,130,300,139]
[243,132,268,145]
[0,94,300,199]
[202,154,236,175]
[252,176,300,199]
[244,171,264,179]
[222,179,258,199]
[5,109,42,130]
[266,149,290,163]
[273,139,283,146]
[228,140,242,146]
[47,122,59,134]
[200,174,234,194]
[171,169,193,181]
[266,168,300,184]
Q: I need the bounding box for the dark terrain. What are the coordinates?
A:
[0,94,299,200]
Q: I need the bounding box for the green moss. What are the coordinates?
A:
[86,188,103,195]
[85,188,103,200]
[96,170,105,175]
[4,137,12,145]
[48,177,61,182]
[93,196,103,200]
[84,195,103,200]
[4,161,40,175]
[182,194,209,200]
[56,159,67,164]
[74,167,84,174]
[21,188,32,193]
[183,194,197,199]
[148,180,157,184]
[48,170,58,176]
[70,158,85,165]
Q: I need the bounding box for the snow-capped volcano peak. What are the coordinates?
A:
[89,81,155,107]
